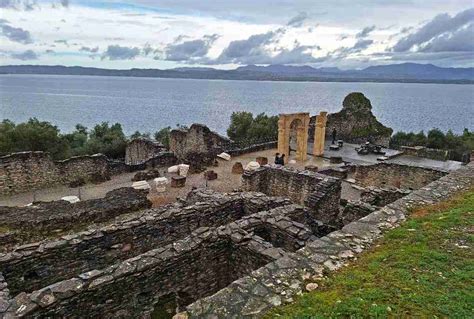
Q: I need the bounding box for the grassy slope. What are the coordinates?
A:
[265,190,474,318]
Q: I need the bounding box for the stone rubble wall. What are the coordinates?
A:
[125,138,165,165]
[0,151,179,196]
[401,146,450,161]
[353,162,447,190]
[170,124,230,172]
[0,187,151,243]
[0,191,291,295]
[0,152,110,196]
[3,228,280,318]
[242,165,342,225]
[225,141,277,157]
[182,161,473,318]
[338,200,377,226]
[360,186,411,207]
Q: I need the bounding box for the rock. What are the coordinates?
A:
[131,169,161,182]
[172,312,189,319]
[232,162,244,174]
[305,283,319,291]
[330,156,343,164]
[217,152,231,161]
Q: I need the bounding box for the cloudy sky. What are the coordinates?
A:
[1,0,473,69]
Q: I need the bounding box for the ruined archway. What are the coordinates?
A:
[278,113,309,162]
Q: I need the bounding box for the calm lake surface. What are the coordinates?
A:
[1,74,473,135]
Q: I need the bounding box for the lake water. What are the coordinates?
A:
[1,74,473,136]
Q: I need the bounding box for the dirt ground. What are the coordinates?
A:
[0,148,336,207]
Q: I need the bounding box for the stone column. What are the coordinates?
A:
[313,111,328,156]
[277,116,288,161]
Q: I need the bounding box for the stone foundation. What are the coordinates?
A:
[242,165,341,225]
[353,163,447,190]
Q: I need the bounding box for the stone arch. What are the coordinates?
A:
[278,113,310,162]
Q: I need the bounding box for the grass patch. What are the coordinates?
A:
[264,190,474,318]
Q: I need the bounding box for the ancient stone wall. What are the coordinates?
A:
[338,200,377,226]
[0,191,291,294]
[360,186,411,207]
[125,138,165,165]
[170,124,230,172]
[401,146,450,161]
[353,163,447,190]
[242,165,341,225]
[0,152,110,196]
[226,141,277,157]
[5,229,278,318]
[0,188,151,238]
[309,92,393,146]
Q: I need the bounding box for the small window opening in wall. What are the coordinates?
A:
[150,293,177,319]
[22,268,47,281]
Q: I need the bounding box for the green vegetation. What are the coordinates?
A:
[227,112,278,144]
[390,128,474,161]
[265,190,474,318]
[0,119,127,159]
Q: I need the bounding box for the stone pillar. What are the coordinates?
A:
[313,111,327,156]
[277,116,289,161]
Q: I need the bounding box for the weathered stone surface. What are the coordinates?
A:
[125,138,166,166]
[132,168,161,181]
[309,92,393,146]
[204,170,218,181]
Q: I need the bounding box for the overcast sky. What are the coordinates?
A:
[1,0,473,69]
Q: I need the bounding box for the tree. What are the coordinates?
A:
[130,131,151,139]
[227,112,278,143]
[154,126,172,149]
[85,122,127,159]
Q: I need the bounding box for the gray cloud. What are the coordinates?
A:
[80,46,99,53]
[393,8,474,52]
[0,0,36,10]
[334,38,374,57]
[165,34,219,61]
[11,49,38,60]
[216,29,283,64]
[0,19,32,44]
[60,0,69,7]
[356,25,375,38]
[420,23,474,52]
[101,45,141,60]
[287,12,308,27]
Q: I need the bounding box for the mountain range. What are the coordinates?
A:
[1,63,473,84]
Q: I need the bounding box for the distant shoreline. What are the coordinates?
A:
[1,65,473,85]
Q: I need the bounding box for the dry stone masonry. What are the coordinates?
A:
[0,156,471,318]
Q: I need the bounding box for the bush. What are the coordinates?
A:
[154,126,172,149]
[389,128,473,161]
[0,119,128,160]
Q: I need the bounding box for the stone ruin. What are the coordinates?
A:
[0,132,470,318]
[125,138,166,165]
[169,124,231,172]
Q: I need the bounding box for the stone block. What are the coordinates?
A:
[232,162,244,174]
[304,165,318,172]
[329,145,340,151]
[171,176,186,188]
[204,170,218,181]
[256,156,268,166]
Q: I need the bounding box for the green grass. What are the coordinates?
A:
[264,190,474,319]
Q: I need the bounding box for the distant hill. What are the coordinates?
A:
[0,63,473,84]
